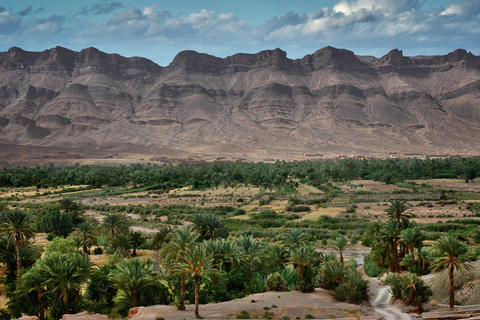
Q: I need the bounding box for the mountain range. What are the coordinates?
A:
[1,45,480,162]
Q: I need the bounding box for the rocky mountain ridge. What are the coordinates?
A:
[1,45,480,160]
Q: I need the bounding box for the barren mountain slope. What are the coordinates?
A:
[0,45,479,160]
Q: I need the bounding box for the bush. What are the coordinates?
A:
[235,310,251,319]
[46,233,56,241]
[384,273,432,312]
[332,272,369,304]
[93,247,104,255]
[265,272,287,292]
[233,208,247,216]
[318,259,345,290]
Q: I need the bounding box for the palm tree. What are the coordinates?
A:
[400,228,417,269]
[204,238,242,272]
[0,235,40,281]
[130,231,145,257]
[400,227,424,270]
[70,254,95,312]
[159,225,199,310]
[192,214,228,240]
[109,257,156,308]
[383,220,402,272]
[75,221,97,255]
[289,246,314,282]
[39,252,94,313]
[16,266,48,320]
[385,200,410,222]
[178,245,215,319]
[102,213,130,238]
[111,233,132,259]
[0,209,35,274]
[59,198,74,215]
[235,234,266,279]
[330,235,349,264]
[431,235,474,309]
[281,228,309,250]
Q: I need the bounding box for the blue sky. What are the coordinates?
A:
[0,0,479,66]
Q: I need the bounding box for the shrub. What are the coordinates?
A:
[265,272,287,292]
[93,247,104,255]
[318,259,345,290]
[384,273,432,313]
[332,272,369,304]
[46,233,56,241]
[235,310,251,319]
[233,208,247,216]
[305,314,315,319]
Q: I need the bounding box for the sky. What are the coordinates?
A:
[0,0,479,66]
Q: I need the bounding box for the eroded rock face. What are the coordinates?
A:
[0,46,480,156]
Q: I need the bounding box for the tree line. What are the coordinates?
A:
[1,156,479,189]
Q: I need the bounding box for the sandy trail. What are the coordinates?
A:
[369,278,411,320]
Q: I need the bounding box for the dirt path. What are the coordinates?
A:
[369,278,411,320]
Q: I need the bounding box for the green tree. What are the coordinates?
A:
[235,235,266,279]
[159,225,199,310]
[192,214,228,240]
[109,257,156,308]
[16,266,48,320]
[431,235,474,309]
[111,233,132,259]
[177,245,215,319]
[289,246,315,284]
[329,235,349,264]
[75,221,96,255]
[0,209,35,274]
[383,220,402,272]
[102,214,130,237]
[40,208,74,238]
[130,231,145,257]
[281,228,309,250]
[385,200,410,222]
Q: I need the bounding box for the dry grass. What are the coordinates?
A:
[230,215,250,220]
[300,207,345,220]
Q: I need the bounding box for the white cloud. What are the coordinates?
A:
[0,10,21,35]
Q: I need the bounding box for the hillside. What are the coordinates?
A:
[1,46,480,162]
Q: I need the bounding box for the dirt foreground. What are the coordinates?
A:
[128,289,373,320]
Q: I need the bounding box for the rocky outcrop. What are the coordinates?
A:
[0,45,479,157]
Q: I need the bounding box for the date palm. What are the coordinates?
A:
[39,252,94,313]
[0,235,40,281]
[204,238,242,272]
[235,234,266,279]
[431,235,473,309]
[281,228,309,250]
[109,257,156,308]
[0,209,35,274]
[159,225,199,310]
[102,213,129,237]
[177,245,215,319]
[400,227,424,269]
[329,235,349,264]
[130,231,145,257]
[385,200,410,222]
[383,220,402,272]
[289,246,315,281]
[111,233,132,259]
[192,213,228,240]
[16,266,48,320]
[75,221,97,255]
